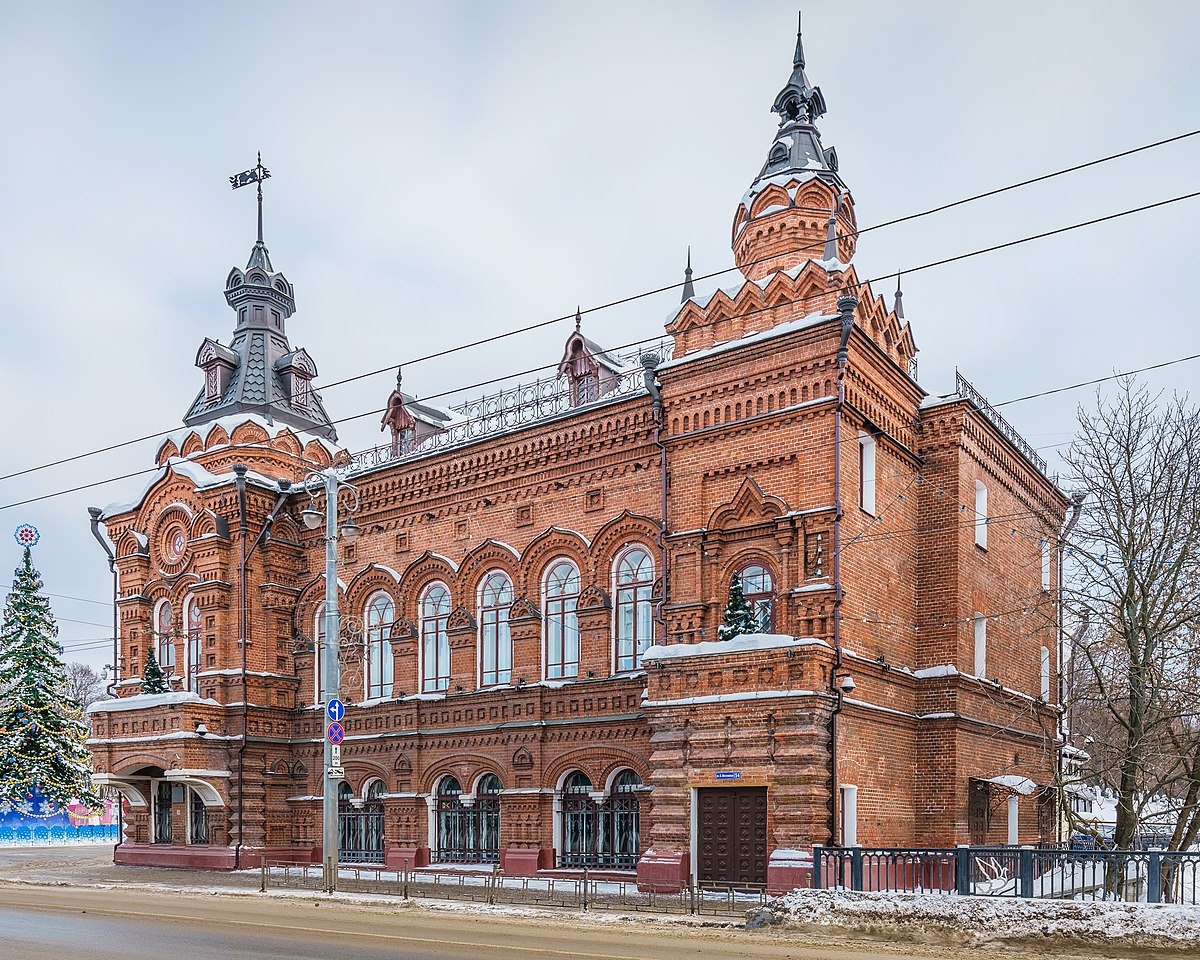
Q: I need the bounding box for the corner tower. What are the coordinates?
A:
[732,15,857,281]
[184,161,337,441]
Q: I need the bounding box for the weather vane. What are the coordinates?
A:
[229,151,272,244]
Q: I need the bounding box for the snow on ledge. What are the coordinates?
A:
[913,664,960,679]
[642,633,828,663]
[981,774,1038,796]
[88,691,219,714]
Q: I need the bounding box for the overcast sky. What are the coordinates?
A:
[2,1,1198,674]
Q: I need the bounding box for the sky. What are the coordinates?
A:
[1,0,1198,674]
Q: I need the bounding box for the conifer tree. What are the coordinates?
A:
[141,647,168,695]
[718,573,759,640]
[0,529,102,810]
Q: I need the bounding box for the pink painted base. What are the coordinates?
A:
[501,847,551,876]
[636,849,689,893]
[767,863,813,896]
[386,846,430,870]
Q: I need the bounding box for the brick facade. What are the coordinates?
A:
[87,19,1067,888]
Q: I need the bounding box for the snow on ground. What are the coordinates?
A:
[759,888,1200,950]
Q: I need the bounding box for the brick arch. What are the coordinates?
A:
[293,574,345,634]
[205,424,230,448]
[180,433,204,457]
[345,760,390,795]
[708,478,788,531]
[749,183,791,219]
[345,564,402,614]
[456,539,520,596]
[155,438,180,464]
[420,753,499,794]
[302,440,333,467]
[115,529,147,559]
[271,429,302,456]
[271,513,300,545]
[595,753,651,794]
[230,420,270,445]
[114,755,173,777]
[399,551,459,614]
[519,527,591,597]
[544,747,645,792]
[188,510,217,540]
[591,511,661,575]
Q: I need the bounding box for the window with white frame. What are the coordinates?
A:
[1040,645,1051,700]
[615,547,654,672]
[154,599,176,677]
[544,560,581,679]
[1041,539,1052,591]
[479,572,513,686]
[314,603,327,704]
[974,480,988,549]
[840,784,858,846]
[184,597,202,692]
[738,563,775,631]
[859,432,877,515]
[365,592,395,699]
[974,613,987,677]
[420,583,451,693]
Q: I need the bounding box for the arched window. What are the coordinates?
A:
[436,775,468,862]
[544,561,580,679]
[476,773,502,863]
[420,583,451,693]
[338,779,385,864]
[314,603,328,705]
[153,780,173,843]
[615,548,654,672]
[435,773,501,864]
[739,564,775,632]
[188,786,210,845]
[479,572,513,686]
[365,593,395,700]
[154,600,176,678]
[559,769,643,869]
[184,598,202,691]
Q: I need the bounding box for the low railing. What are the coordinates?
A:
[347,340,673,474]
[814,844,1200,904]
[955,371,1047,473]
[261,861,766,916]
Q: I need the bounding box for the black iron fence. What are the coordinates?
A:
[260,861,767,917]
[813,844,1200,904]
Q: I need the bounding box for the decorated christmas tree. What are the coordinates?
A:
[141,647,168,695]
[718,573,759,641]
[0,525,102,811]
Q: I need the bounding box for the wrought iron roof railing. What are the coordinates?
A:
[955,370,1046,474]
[347,340,673,474]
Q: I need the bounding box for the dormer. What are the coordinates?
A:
[275,349,318,410]
[195,338,239,403]
[558,315,622,407]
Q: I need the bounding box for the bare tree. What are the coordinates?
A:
[63,661,109,709]
[1064,379,1200,853]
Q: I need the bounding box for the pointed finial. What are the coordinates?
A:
[574,306,582,332]
[794,11,805,68]
[681,247,696,303]
[893,272,905,320]
[395,366,403,391]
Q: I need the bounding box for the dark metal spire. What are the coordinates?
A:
[230,153,273,271]
[574,306,582,332]
[771,10,826,126]
[681,247,695,302]
[893,273,905,320]
[793,10,806,69]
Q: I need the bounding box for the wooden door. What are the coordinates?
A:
[696,787,767,885]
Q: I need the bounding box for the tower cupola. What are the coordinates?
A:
[732,14,858,282]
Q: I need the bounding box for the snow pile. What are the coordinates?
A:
[757,889,1200,949]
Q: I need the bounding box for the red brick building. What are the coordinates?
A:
[87,19,1067,890]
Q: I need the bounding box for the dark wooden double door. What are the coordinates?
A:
[697,787,767,886]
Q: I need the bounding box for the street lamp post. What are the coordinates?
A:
[301,468,361,894]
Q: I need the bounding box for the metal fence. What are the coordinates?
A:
[261,861,766,917]
[813,844,1200,904]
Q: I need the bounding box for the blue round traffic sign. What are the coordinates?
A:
[326,721,345,744]
[327,698,345,723]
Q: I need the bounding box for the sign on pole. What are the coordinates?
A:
[327,699,345,723]
[326,721,345,744]
[331,744,341,764]
[327,766,345,780]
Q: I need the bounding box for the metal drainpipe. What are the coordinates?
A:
[232,468,292,870]
[641,353,669,641]
[829,291,858,845]
[87,507,119,698]
[1055,492,1085,842]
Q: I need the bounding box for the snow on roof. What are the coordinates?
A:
[160,413,343,459]
[913,664,960,679]
[88,691,220,714]
[100,457,282,520]
[642,633,829,663]
[658,310,836,372]
[918,393,964,411]
[981,775,1038,795]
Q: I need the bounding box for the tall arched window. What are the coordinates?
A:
[560,771,595,866]
[435,773,501,864]
[154,600,176,678]
[184,598,202,691]
[739,564,775,631]
[476,773,502,863]
[314,603,327,705]
[365,593,395,700]
[420,583,451,693]
[544,561,580,679]
[559,769,643,869]
[615,548,654,672]
[436,775,468,861]
[479,572,513,686]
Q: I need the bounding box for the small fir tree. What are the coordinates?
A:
[718,573,758,641]
[0,536,103,810]
[141,647,168,695]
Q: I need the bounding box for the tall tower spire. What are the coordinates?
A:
[731,12,858,281]
[681,248,695,303]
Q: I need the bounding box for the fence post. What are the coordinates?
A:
[955,845,971,896]
[850,847,864,892]
[260,859,267,893]
[582,866,589,911]
[1147,850,1162,904]
[812,844,824,890]
[1018,846,1033,899]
